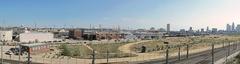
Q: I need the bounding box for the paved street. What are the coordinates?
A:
[136,43,240,64]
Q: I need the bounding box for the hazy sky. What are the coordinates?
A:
[0,0,240,30]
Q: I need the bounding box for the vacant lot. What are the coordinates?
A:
[131,35,240,53]
[58,41,138,59]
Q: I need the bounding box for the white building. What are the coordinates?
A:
[133,30,163,40]
[19,32,54,42]
[0,30,13,41]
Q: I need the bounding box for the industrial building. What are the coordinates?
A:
[96,32,120,40]
[19,32,54,42]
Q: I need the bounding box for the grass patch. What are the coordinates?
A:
[58,44,92,58]
[58,41,137,59]
[88,43,129,53]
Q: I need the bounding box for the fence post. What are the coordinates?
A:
[178,45,181,61]
[164,42,169,64]
[27,50,31,64]
[186,44,189,59]
[92,50,95,64]
[107,50,109,64]
[211,43,214,64]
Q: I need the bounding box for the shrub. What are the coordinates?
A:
[59,44,72,56]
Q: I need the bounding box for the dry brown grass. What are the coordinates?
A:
[131,35,240,53]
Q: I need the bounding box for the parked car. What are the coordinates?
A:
[9,48,24,55]
[5,51,12,55]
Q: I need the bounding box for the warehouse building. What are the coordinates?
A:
[19,32,54,42]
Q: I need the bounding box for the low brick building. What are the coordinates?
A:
[96,32,120,40]
[20,43,50,55]
[69,29,84,40]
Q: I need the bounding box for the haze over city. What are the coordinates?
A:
[0,0,240,30]
[2,0,240,64]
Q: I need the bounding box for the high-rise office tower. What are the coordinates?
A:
[201,28,204,32]
[212,28,218,33]
[232,22,235,31]
[236,24,240,32]
[167,24,170,33]
[189,27,193,32]
[206,26,209,32]
[226,24,231,32]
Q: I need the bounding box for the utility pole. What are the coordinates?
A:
[1,41,3,64]
[222,42,224,48]
[164,42,169,64]
[225,40,228,63]
[1,35,5,64]
[237,42,239,50]
[186,44,189,59]
[18,44,21,64]
[27,48,31,64]
[235,42,238,51]
[212,43,214,64]
[1,23,6,64]
[107,50,109,63]
[107,38,110,64]
[90,28,95,64]
[178,45,181,61]
[228,42,230,56]
[92,50,95,64]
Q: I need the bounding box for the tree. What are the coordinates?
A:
[60,44,72,56]
[73,46,81,56]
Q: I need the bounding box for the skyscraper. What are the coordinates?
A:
[232,22,235,31]
[226,24,231,32]
[189,27,193,32]
[201,28,204,32]
[236,24,240,32]
[167,24,170,33]
[207,26,209,31]
[212,28,218,33]
[206,26,210,33]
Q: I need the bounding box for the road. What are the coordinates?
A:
[134,42,240,64]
